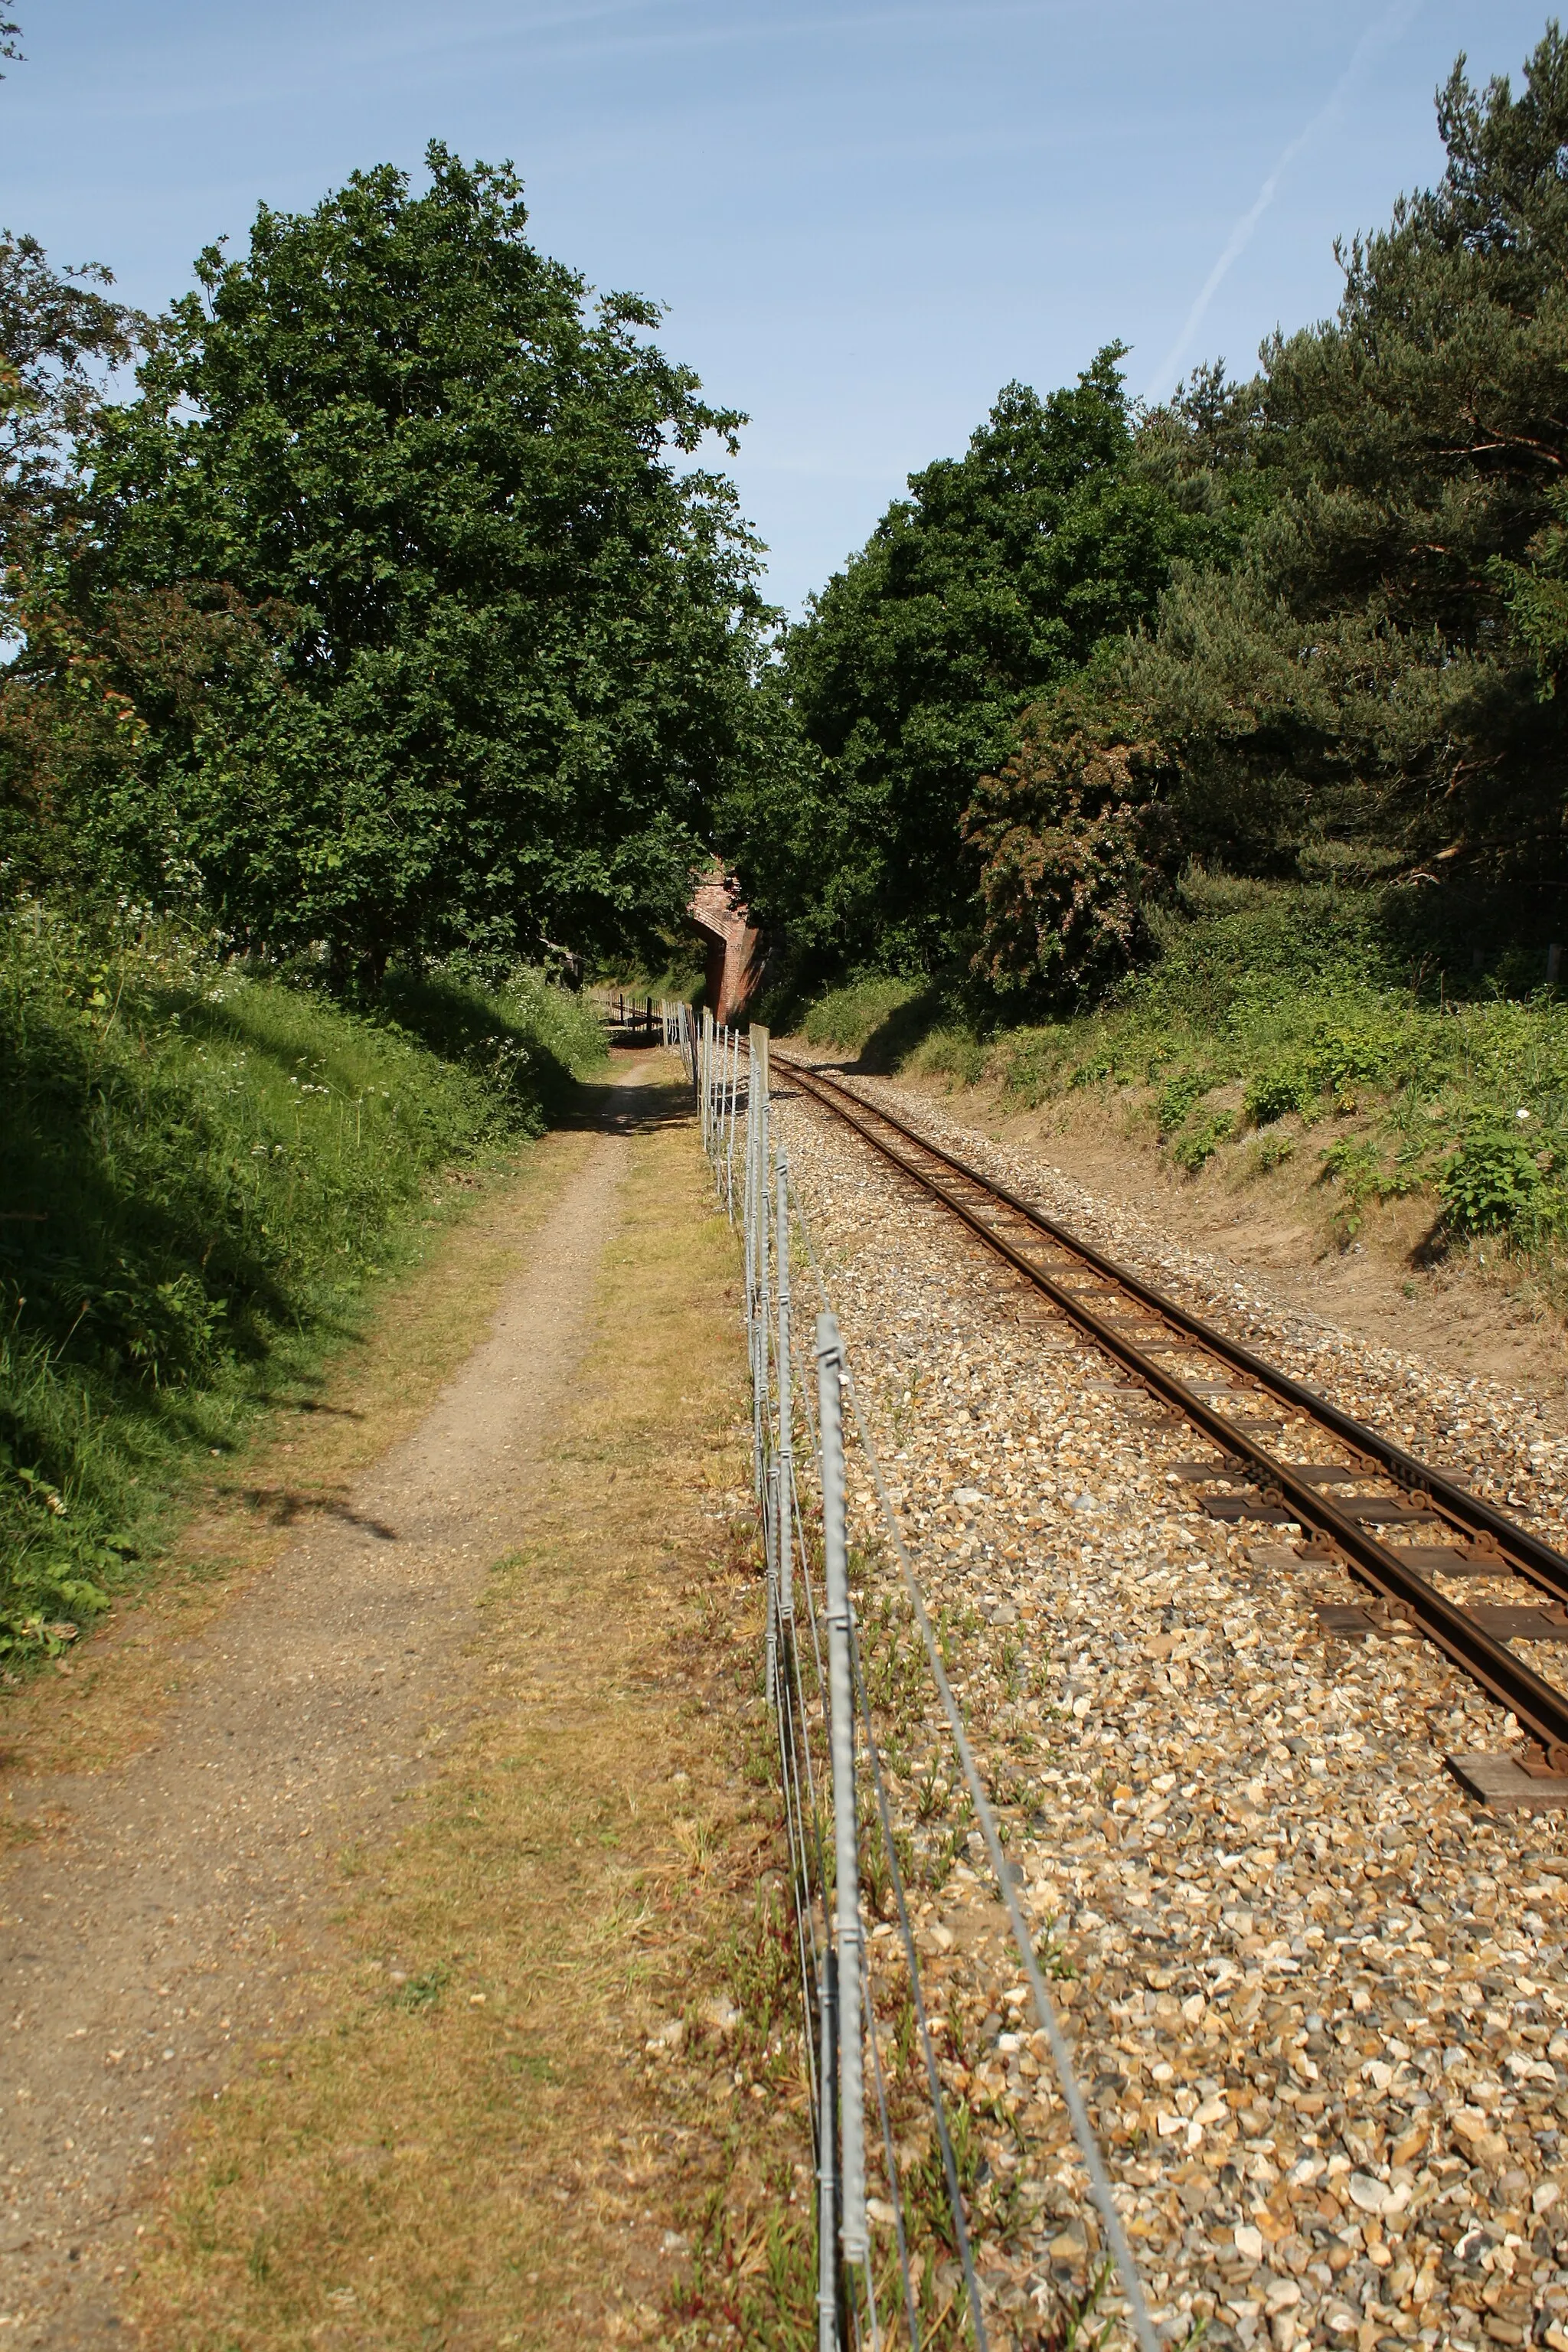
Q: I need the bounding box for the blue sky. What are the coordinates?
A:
[0,1,1557,612]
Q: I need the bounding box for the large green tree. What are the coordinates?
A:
[24,145,766,976]
[720,351,1234,978]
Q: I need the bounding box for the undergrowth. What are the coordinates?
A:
[0,902,605,1667]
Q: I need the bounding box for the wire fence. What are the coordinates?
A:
[675,1007,1161,2352]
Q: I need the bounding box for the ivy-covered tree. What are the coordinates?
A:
[27,145,766,977]
[720,350,1234,978]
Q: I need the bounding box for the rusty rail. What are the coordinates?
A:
[774,1053,1568,1777]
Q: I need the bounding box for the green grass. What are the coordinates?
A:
[0,906,606,1667]
[782,877,1568,1272]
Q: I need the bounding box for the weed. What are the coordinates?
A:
[1247,1131,1295,1174]
[1155,1071,1213,1134]
[711,1897,798,2069]
[1039,2256,1116,2352]
[1318,1136,1424,1239]
[394,1966,449,2013]
[1439,1120,1550,1234]
[1034,1920,1076,1981]
[1169,1111,1236,1173]
[1243,1065,1315,1127]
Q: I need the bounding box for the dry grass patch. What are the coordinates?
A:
[126,1096,812,2350]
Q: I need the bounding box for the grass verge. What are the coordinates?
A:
[125,1085,812,2349]
[1,902,605,1667]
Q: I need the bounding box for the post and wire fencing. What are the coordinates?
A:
[675,1007,1160,2352]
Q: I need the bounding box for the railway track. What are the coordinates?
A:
[774,1050,1568,1806]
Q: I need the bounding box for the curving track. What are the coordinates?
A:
[774,1051,1568,1804]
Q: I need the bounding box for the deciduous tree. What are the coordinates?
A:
[42,145,766,975]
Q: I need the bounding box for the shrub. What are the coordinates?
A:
[1439,1123,1546,1234]
[1244,1065,1317,1127]
[1305,1020,1388,1103]
[1155,1070,1214,1134]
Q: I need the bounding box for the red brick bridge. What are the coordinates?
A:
[691,868,763,1027]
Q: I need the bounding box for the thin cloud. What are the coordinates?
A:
[21,0,1058,129]
[1143,0,1424,406]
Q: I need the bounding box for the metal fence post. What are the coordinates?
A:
[763,1457,779,1714]
[750,1029,771,1504]
[776,1150,793,1629]
[726,1024,740,1221]
[818,1953,839,2352]
[816,1312,866,2271]
[701,1007,711,1152]
[752,1034,771,1495]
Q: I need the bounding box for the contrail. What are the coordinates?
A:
[1143,0,1425,405]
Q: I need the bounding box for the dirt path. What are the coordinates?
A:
[1,1062,657,2346]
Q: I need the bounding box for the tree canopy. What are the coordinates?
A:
[4,145,767,979]
[6,23,1568,1012]
[967,27,1568,1005]
[718,349,1240,980]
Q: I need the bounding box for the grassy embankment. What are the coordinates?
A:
[0,905,606,1668]
[785,877,1568,1308]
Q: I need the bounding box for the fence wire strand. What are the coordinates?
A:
[674,1006,1158,2352]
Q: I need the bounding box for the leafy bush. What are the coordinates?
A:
[1439,1123,1547,1234]
[1306,1021,1388,1104]
[0,906,604,1664]
[1243,1065,1317,1127]
[1156,1070,1214,1134]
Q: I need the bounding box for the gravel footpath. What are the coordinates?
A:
[776,1067,1568,2352]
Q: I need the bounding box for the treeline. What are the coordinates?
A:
[5,24,1568,1011]
[720,26,1568,1008]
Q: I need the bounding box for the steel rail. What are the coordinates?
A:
[775,1053,1568,1773]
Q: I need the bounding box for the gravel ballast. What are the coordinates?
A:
[776,1066,1568,2352]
